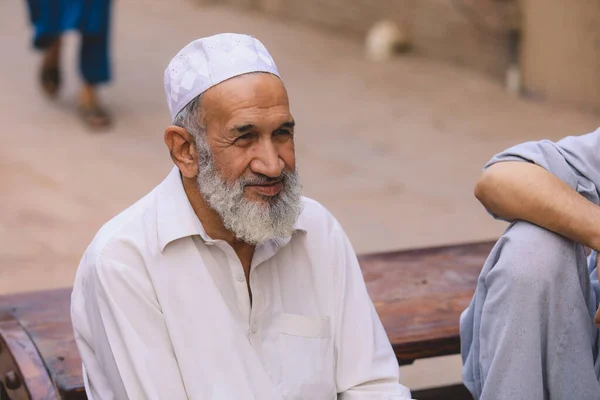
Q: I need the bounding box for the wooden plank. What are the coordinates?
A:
[359,241,494,363]
[0,313,59,399]
[411,383,473,400]
[0,289,85,400]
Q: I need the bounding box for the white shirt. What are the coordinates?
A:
[71,166,412,400]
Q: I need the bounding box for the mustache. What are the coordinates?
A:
[240,171,291,187]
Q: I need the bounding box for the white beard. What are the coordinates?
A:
[195,136,303,245]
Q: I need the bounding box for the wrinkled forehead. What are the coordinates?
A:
[202,73,291,126]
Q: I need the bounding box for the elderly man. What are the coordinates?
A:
[460,128,600,399]
[71,33,412,400]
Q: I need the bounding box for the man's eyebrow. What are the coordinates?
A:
[231,124,256,133]
[278,120,295,130]
[231,121,295,133]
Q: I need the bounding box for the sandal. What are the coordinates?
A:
[78,102,112,130]
[40,64,61,98]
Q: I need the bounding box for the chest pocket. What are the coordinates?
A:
[279,313,336,400]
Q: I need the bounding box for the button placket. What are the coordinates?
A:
[214,241,252,322]
[248,267,263,352]
[249,277,260,337]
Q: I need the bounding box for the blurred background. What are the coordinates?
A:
[2,0,600,393]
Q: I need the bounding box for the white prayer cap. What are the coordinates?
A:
[164,33,281,121]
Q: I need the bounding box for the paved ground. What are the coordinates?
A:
[2,0,600,391]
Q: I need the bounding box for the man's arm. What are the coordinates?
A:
[476,162,600,250]
[331,222,413,400]
[71,251,188,400]
[475,128,600,250]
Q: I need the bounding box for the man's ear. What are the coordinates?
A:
[164,126,198,179]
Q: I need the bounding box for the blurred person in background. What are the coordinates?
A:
[461,128,600,399]
[26,0,112,129]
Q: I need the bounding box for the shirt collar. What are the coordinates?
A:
[157,166,209,251]
[156,166,307,252]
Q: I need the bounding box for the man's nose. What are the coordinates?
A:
[250,141,284,178]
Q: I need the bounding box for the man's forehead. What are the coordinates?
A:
[203,73,290,120]
[206,72,285,98]
[222,109,294,134]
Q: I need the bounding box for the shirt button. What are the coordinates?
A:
[236,274,245,282]
[251,323,258,333]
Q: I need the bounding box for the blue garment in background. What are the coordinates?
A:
[26,0,112,84]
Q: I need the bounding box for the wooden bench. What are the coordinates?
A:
[0,240,494,399]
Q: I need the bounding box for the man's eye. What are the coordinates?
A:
[275,130,291,136]
[236,133,252,142]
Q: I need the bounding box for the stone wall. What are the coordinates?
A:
[196,0,519,80]
[519,0,600,112]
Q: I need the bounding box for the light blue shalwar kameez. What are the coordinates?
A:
[461,128,600,400]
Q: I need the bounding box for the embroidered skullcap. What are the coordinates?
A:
[164,33,280,120]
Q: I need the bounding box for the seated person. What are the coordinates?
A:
[461,128,600,399]
[71,33,412,400]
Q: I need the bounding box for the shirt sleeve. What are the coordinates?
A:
[485,128,600,208]
[331,222,413,400]
[71,251,189,400]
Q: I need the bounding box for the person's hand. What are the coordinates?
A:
[595,255,600,327]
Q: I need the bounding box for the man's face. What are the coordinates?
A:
[194,73,302,244]
[202,73,296,201]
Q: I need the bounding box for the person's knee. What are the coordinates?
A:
[489,221,583,293]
